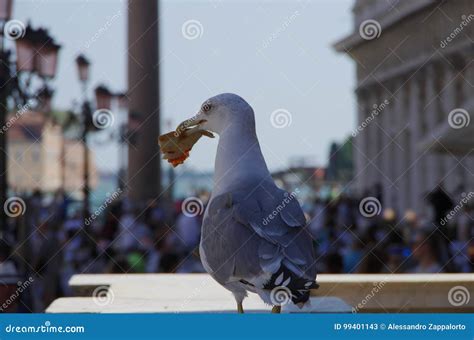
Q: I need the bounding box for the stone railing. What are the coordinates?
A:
[46,273,474,313]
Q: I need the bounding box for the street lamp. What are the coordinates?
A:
[94,84,112,110]
[74,54,93,221]
[0,12,60,232]
[35,32,60,78]
[0,0,13,22]
[74,58,116,224]
[75,54,90,84]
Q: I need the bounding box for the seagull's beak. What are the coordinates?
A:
[158,114,214,168]
[175,114,212,138]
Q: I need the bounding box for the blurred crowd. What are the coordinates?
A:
[0,184,473,312]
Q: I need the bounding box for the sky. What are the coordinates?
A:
[17,0,356,173]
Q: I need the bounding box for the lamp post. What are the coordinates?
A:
[0,6,60,232]
[75,54,92,221]
[74,55,115,223]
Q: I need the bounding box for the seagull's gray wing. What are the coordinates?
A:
[201,184,317,303]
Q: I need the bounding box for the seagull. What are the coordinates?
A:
[160,93,318,313]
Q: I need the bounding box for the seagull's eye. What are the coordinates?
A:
[201,101,212,114]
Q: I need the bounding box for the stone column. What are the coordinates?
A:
[462,53,474,192]
[354,90,370,195]
[390,79,405,215]
[424,63,440,192]
[127,0,161,201]
[379,90,393,210]
[408,74,423,213]
[365,90,379,193]
[399,84,411,215]
[440,62,459,195]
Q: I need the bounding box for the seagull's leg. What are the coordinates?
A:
[237,302,244,314]
[271,306,281,313]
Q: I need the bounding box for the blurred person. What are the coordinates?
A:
[309,198,326,239]
[383,245,405,273]
[30,220,62,312]
[146,230,166,273]
[401,210,418,245]
[174,209,201,254]
[449,205,473,272]
[0,240,20,312]
[409,229,443,273]
[0,240,17,278]
[324,252,343,273]
[342,236,364,273]
[336,195,353,230]
[427,183,454,226]
[457,204,473,244]
[356,227,386,273]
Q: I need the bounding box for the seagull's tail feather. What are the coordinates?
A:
[263,265,318,306]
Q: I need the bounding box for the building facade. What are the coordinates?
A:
[335,0,473,217]
[7,111,97,196]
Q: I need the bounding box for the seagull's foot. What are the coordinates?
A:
[271,305,281,314]
[237,302,244,314]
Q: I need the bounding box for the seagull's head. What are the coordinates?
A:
[160,93,255,167]
[176,93,255,136]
